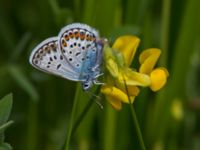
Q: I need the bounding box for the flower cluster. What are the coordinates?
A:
[101,36,169,110]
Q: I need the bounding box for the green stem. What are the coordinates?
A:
[123,78,146,150]
[71,99,93,135]
[65,84,81,150]
[129,103,146,150]
[160,0,171,66]
[71,86,100,135]
[64,86,100,150]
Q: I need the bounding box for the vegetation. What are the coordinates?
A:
[0,0,200,149]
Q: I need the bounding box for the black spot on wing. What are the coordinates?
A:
[75,52,81,56]
[57,64,61,69]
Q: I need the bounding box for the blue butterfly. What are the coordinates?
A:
[29,23,104,90]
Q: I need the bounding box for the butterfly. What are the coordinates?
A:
[29,23,105,90]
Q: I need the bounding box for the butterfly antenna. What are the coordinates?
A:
[94,99,104,109]
[86,90,104,109]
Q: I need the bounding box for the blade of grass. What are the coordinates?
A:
[94,0,120,35]
[124,0,150,26]
[152,0,200,144]
[160,0,171,66]
[102,104,117,150]
[73,0,81,20]
[64,84,81,150]
[93,1,120,149]
[123,78,146,150]
[81,0,96,24]
[10,32,31,61]
[146,0,171,144]
[71,87,100,135]
[7,65,39,102]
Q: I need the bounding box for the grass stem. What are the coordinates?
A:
[64,86,100,150]
[64,84,81,150]
[123,78,146,150]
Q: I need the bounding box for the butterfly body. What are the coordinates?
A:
[29,23,104,90]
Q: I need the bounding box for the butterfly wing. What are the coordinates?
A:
[29,37,82,81]
[57,23,100,80]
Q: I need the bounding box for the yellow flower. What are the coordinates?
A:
[101,35,169,110]
[139,48,169,91]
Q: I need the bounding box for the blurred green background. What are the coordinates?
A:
[0,0,200,149]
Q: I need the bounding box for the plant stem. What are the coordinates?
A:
[71,97,93,135]
[129,103,146,150]
[123,78,146,150]
[160,0,171,66]
[72,86,100,135]
[65,84,81,150]
[64,86,100,150]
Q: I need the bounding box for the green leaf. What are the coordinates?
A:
[0,142,12,150]
[0,94,13,143]
[0,94,13,126]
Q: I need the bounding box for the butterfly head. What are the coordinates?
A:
[82,80,93,90]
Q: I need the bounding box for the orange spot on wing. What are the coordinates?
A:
[65,35,70,41]
[74,31,80,38]
[62,39,67,47]
[86,35,93,41]
[80,33,85,40]
[69,32,74,38]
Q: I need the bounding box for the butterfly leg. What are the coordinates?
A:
[93,79,105,85]
[95,72,103,78]
[91,63,103,72]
